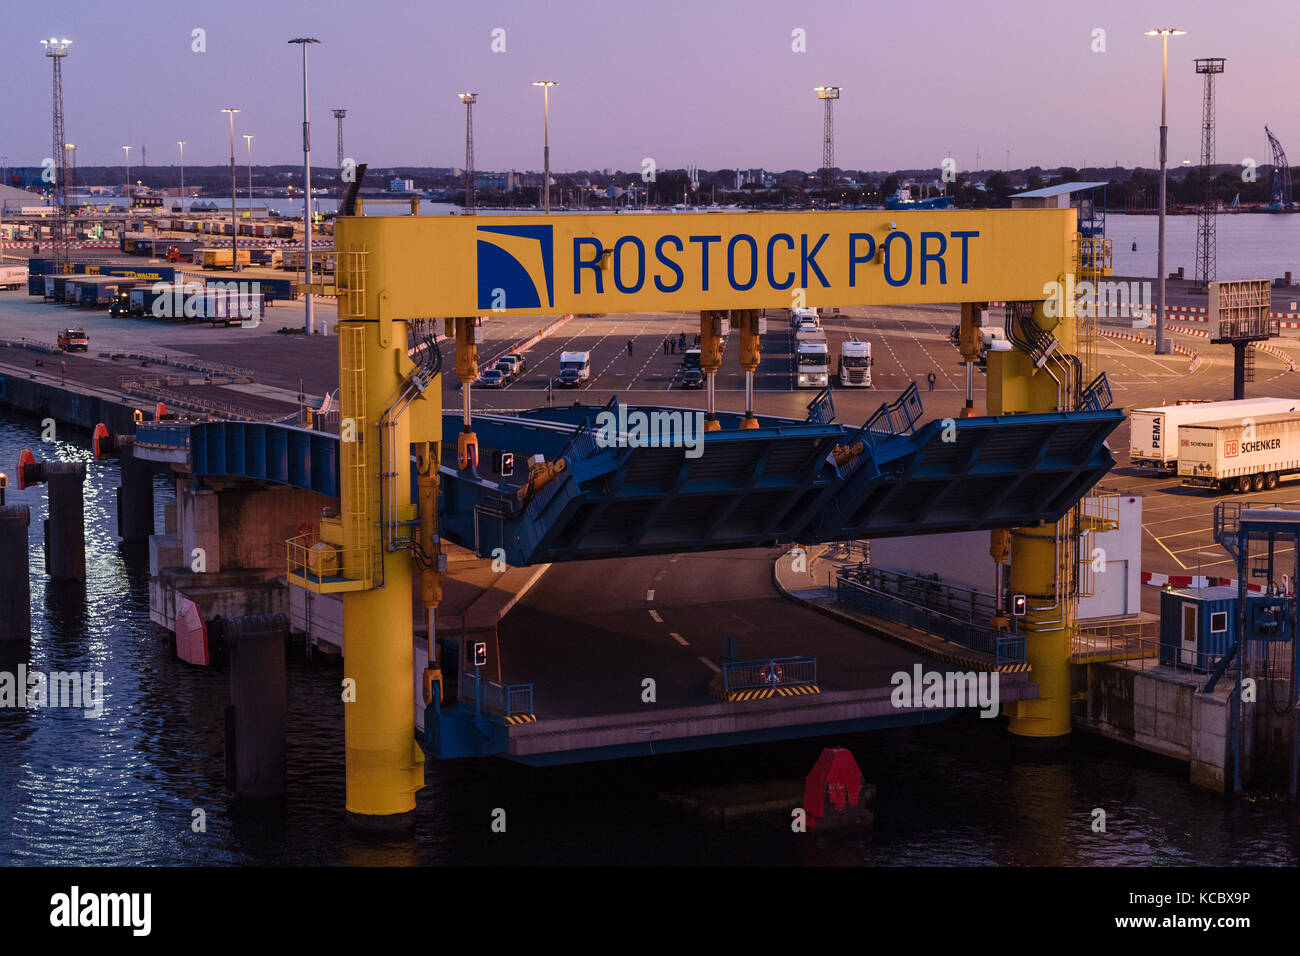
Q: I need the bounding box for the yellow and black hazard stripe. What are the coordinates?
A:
[504,713,537,725]
[713,683,821,703]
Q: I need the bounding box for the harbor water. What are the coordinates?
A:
[0,411,1295,865]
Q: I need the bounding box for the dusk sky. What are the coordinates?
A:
[5,0,1298,176]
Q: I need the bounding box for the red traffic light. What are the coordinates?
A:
[1011,594,1027,617]
[473,641,488,667]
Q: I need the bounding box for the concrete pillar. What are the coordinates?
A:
[179,482,220,573]
[116,438,154,543]
[223,613,288,799]
[43,462,86,581]
[0,506,32,645]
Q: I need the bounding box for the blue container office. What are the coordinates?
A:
[1159,586,1237,671]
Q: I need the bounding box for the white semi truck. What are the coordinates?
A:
[1179,412,1300,493]
[1129,398,1299,473]
[795,328,829,388]
[837,338,872,386]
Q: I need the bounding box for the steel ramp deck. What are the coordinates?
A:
[136,397,1123,567]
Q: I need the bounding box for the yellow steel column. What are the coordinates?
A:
[699,310,725,431]
[735,309,762,429]
[336,222,428,828]
[985,293,1076,744]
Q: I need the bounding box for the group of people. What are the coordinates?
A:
[660,333,697,356]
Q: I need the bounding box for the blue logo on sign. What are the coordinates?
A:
[476,224,554,309]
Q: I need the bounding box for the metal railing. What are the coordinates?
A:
[1072,617,1159,663]
[722,656,817,692]
[840,563,999,625]
[836,574,1026,666]
[285,532,371,592]
[461,670,535,717]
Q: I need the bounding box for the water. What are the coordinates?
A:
[0,410,1296,866]
[1108,212,1300,282]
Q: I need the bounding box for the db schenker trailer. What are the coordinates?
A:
[1179,412,1300,493]
[1128,398,1299,473]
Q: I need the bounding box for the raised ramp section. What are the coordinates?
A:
[133,391,1122,566]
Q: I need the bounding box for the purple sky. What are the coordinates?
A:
[6,0,1298,175]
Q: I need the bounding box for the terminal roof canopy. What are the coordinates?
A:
[1010,182,1109,200]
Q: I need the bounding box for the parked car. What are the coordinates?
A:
[681,368,704,389]
[494,358,518,381]
[479,367,505,388]
[498,353,526,379]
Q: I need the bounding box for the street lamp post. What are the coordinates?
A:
[244,134,254,216]
[221,108,240,272]
[290,37,320,335]
[121,145,131,195]
[532,81,557,214]
[1146,27,1185,355]
[177,141,186,208]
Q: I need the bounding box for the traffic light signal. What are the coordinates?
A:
[473,641,488,667]
[492,450,514,477]
[1011,594,1027,617]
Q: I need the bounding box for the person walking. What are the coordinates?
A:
[677,333,686,352]
[927,370,936,392]
[663,337,669,355]
[627,339,634,357]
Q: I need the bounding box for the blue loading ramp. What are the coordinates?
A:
[136,388,1122,566]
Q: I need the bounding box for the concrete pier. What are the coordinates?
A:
[223,613,288,799]
[42,462,86,581]
[116,438,154,542]
[0,506,32,645]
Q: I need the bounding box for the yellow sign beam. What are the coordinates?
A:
[336,209,1074,317]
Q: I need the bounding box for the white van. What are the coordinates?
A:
[558,351,591,387]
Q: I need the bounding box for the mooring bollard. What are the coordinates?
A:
[0,505,32,645]
[218,613,288,799]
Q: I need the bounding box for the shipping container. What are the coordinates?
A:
[1179,411,1300,492]
[74,276,137,307]
[193,248,252,270]
[1129,398,1299,472]
[1159,586,1237,671]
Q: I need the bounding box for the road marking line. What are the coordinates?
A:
[697,656,720,673]
[670,632,689,646]
[649,610,663,623]
[646,589,655,601]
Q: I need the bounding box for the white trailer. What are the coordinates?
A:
[0,264,28,290]
[1128,398,1299,473]
[1179,412,1300,493]
[837,338,872,386]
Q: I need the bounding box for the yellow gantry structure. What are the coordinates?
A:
[310,207,1095,822]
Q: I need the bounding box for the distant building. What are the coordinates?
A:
[388,178,415,193]
[476,171,518,192]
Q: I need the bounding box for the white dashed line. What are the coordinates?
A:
[697,656,720,673]
[645,589,655,601]
[648,610,663,623]
[670,632,689,646]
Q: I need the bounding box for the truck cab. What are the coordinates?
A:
[558,351,591,387]
[837,338,872,386]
